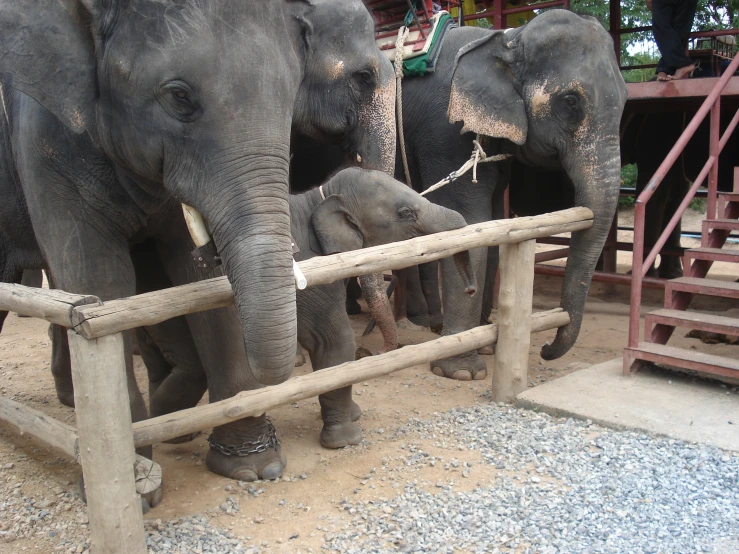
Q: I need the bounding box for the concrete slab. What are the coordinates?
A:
[516,357,739,452]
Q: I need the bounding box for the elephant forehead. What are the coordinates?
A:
[528,82,554,118]
[326,59,346,79]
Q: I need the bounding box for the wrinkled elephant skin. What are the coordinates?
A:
[0,0,395,483]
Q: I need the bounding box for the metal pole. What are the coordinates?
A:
[708,99,721,221]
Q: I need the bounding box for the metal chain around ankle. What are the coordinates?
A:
[207,418,280,457]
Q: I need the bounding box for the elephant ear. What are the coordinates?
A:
[0,0,98,133]
[447,31,527,145]
[310,194,364,255]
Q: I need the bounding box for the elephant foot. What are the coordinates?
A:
[350,400,362,422]
[320,421,362,449]
[407,311,430,328]
[658,261,683,280]
[431,352,487,381]
[429,312,443,334]
[56,389,75,408]
[163,431,200,445]
[346,298,362,315]
[206,444,286,482]
[477,344,495,356]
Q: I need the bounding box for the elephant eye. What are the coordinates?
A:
[563,94,579,109]
[159,81,202,122]
[397,207,416,221]
[355,69,375,86]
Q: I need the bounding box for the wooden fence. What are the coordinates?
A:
[0,207,592,553]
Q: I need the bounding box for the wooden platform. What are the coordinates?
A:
[626,76,739,113]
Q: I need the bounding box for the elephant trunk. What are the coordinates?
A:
[356,60,398,352]
[360,273,397,354]
[423,202,478,295]
[356,58,397,174]
[203,150,297,386]
[540,138,620,360]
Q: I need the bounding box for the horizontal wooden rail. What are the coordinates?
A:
[0,285,99,327]
[131,308,569,447]
[0,393,162,501]
[0,395,79,459]
[72,208,592,339]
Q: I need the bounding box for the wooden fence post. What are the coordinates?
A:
[68,330,146,554]
[493,239,536,402]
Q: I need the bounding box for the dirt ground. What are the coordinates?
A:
[1,207,737,553]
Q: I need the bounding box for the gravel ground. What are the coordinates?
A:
[324,403,739,554]
[2,402,738,553]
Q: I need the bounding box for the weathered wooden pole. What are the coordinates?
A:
[493,239,536,402]
[68,330,146,554]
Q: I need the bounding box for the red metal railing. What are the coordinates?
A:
[627,52,739,352]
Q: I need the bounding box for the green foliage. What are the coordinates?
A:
[619,164,638,207]
[571,1,738,49]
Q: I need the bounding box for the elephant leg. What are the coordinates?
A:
[477,244,500,356]
[345,277,362,315]
[0,259,23,333]
[130,241,208,422]
[405,265,431,328]
[418,261,442,333]
[481,191,505,326]
[480,245,499,325]
[153,228,285,482]
[431,245,489,380]
[39,245,148,438]
[298,283,361,449]
[48,324,75,408]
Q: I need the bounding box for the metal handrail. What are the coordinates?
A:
[627,52,739,350]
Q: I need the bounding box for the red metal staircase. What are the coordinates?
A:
[624,55,739,380]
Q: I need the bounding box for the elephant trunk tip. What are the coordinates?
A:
[464,284,477,296]
[539,325,575,361]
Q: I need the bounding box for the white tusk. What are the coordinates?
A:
[356,153,362,164]
[293,259,307,290]
[182,204,212,248]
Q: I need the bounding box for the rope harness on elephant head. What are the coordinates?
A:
[393,28,511,197]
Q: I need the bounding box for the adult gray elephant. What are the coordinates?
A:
[396,10,627,379]
[0,0,395,481]
[140,168,476,449]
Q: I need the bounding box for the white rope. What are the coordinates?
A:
[395,26,412,187]
[420,136,511,197]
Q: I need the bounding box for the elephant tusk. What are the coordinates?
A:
[356,152,362,164]
[292,259,307,290]
[182,204,212,248]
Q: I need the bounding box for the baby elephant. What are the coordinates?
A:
[292,167,476,448]
[140,167,476,451]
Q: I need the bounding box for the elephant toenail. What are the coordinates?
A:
[232,468,259,482]
[473,370,487,381]
[452,370,472,381]
[432,366,444,377]
[260,461,284,481]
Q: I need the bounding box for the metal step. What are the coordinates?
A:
[666,277,739,300]
[703,219,739,232]
[685,247,739,264]
[646,308,739,338]
[626,342,739,379]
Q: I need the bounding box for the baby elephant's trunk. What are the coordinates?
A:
[452,250,477,296]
